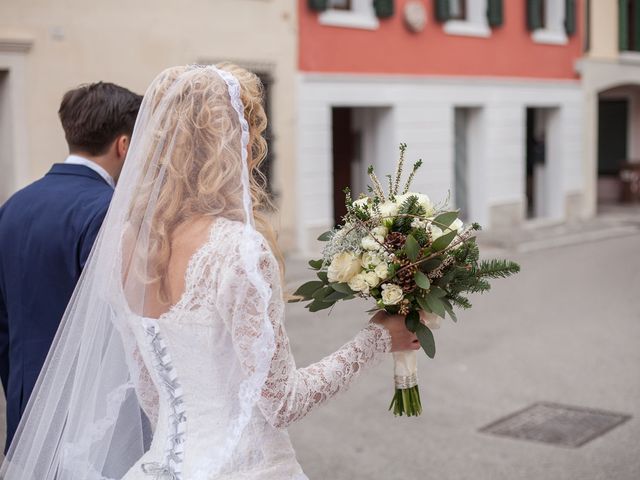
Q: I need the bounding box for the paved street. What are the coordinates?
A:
[0,217,638,479]
[285,224,640,480]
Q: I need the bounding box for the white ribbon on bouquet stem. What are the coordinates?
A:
[392,311,440,389]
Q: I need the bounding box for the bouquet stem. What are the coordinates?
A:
[389,351,422,416]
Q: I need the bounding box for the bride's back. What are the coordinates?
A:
[142,217,215,319]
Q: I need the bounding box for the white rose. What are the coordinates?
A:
[379,201,399,219]
[348,273,370,294]
[428,224,444,241]
[362,252,382,268]
[361,235,383,251]
[364,271,379,287]
[372,226,388,238]
[327,252,362,283]
[420,311,441,329]
[448,218,464,233]
[374,263,390,280]
[381,284,404,305]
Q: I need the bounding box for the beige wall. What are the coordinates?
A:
[587,0,619,60]
[0,0,298,249]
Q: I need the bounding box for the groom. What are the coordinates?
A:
[0,82,142,451]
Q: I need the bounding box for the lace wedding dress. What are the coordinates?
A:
[123,218,391,480]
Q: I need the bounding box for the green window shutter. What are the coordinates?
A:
[487,0,504,28]
[565,0,577,35]
[374,0,395,18]
[434,0,451,22]
[619,0,629,51]
[634,0,640,51]
[308,0,328,12]
[527,0,543,30]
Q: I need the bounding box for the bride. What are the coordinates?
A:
[1,64,419,479]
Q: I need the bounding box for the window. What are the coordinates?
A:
[529,0,569,45]
[319,0,379,29]
[328,0,351,10]
[449,0,467,20]
[620,0,640,52]
[441,0,491,38]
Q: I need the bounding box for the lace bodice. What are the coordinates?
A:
[124,218,391,480]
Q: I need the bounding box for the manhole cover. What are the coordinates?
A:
[479,402,631,447]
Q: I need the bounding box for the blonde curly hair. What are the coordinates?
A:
[127,64,283,303]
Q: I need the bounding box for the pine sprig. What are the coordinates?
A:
[392,195,426,233]
[475,259,521,279]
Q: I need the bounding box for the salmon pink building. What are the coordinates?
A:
[296,0,585,252]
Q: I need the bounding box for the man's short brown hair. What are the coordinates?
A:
[58,82,142,156]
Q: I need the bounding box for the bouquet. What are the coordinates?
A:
[292,144,520,416]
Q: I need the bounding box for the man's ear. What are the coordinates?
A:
[116,135,130,159]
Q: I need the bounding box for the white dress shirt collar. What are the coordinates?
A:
[64,155,115,189]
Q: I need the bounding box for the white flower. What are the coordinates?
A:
[353,197,370,208]
[428,224,444,241]
[449,218,464,233]
[381,283,404,305]
[361,235,383,251]
[372,226,388,238]
[362,252,382,269]
[364,271,379,287]
[420,311,441,329]
[327,252,362,283]
[379,201,399,219]
[348,273,370,294]
[374,263,390,280]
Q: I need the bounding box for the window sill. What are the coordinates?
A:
[619,51,640,64]
[443,20,491,38]
[318,10,379,30]
[531,29,568,46]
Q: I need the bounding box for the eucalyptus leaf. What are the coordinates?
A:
[323,290,349,303]
[416,322,436,358]
[405,234,420,262]
[405,310,420,333]
[308,299,334,312]
[430,286,447,298]
[415,295,431,313]
[312,286,333,301]
[414,271,431,290]
[432,230,457,251]
[331,282,355,294]
[425,294,446,318]
[317,231,333,242]
[308,259,324,270]
[442,298,457,322]
[420,258,442,273]
[293,280,324,299]
[432,211,459,229]
[317,271,329,283]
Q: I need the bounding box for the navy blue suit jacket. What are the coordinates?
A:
[0,163,113,451]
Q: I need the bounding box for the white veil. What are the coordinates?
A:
[0,65,276,479]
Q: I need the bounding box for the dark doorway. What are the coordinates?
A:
[598,99,628,177]
[525,108,547,218]
[332,107,354,226]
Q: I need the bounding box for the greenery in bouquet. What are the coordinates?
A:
[292,143,520,416]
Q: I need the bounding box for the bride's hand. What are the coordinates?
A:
[371,311,420,352]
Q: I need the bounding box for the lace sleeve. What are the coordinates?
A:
[217,240,391,429]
